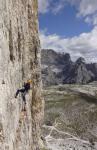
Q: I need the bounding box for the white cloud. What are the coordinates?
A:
[76,0,97,26]
[39,1,97,62]
[38,0,97,26]
[77,0,97,17]
[38,0,97,16]
[85,14,97,26]
[38,0,50,14]
[38,0,66,14]
[40,27,97,62]
[51,0,67,14]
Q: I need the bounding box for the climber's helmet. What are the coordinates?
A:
[27,79,32,84]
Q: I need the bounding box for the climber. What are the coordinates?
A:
[15,80,32,111]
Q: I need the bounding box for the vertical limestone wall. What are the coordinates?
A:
[0,0,44,150]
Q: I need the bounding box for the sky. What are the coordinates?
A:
[38,0,97,62]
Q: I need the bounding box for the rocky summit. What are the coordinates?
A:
[41,49,97,86]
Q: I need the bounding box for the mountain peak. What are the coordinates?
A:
[41,49,97,86]
[76,57,85,64]
[63,53,71,62]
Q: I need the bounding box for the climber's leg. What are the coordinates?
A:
[22,92,26,103]
[15,88,25,98]
[15,89,20,98]
[22,92,26,111]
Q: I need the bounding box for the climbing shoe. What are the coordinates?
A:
[23,108,26,112]
[22,108,26,112]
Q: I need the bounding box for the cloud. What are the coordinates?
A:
[38,0,50,14]
[76,0,97,26]
[38,0,97,26]
[77,0,97,17]
[38,0,66,14]
[39,0,97,62]
[51,0,67,14]
[40,27,97,62]
[85,14,97,26]
[38,0,97,16]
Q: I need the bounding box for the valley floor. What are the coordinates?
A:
[42,84,97,150]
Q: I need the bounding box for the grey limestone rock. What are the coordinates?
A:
[0,0,44,150]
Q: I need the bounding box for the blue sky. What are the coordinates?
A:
[39,3,93,37]
[38,0,97,62]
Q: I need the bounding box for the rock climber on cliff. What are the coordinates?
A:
[15,80,32,111]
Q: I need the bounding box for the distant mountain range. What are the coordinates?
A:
[41,49,97,86]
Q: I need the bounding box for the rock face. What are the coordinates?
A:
[63,57,94,84]
[41,49,72,86]
[0,1,44,150]
[41,49,97,86]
